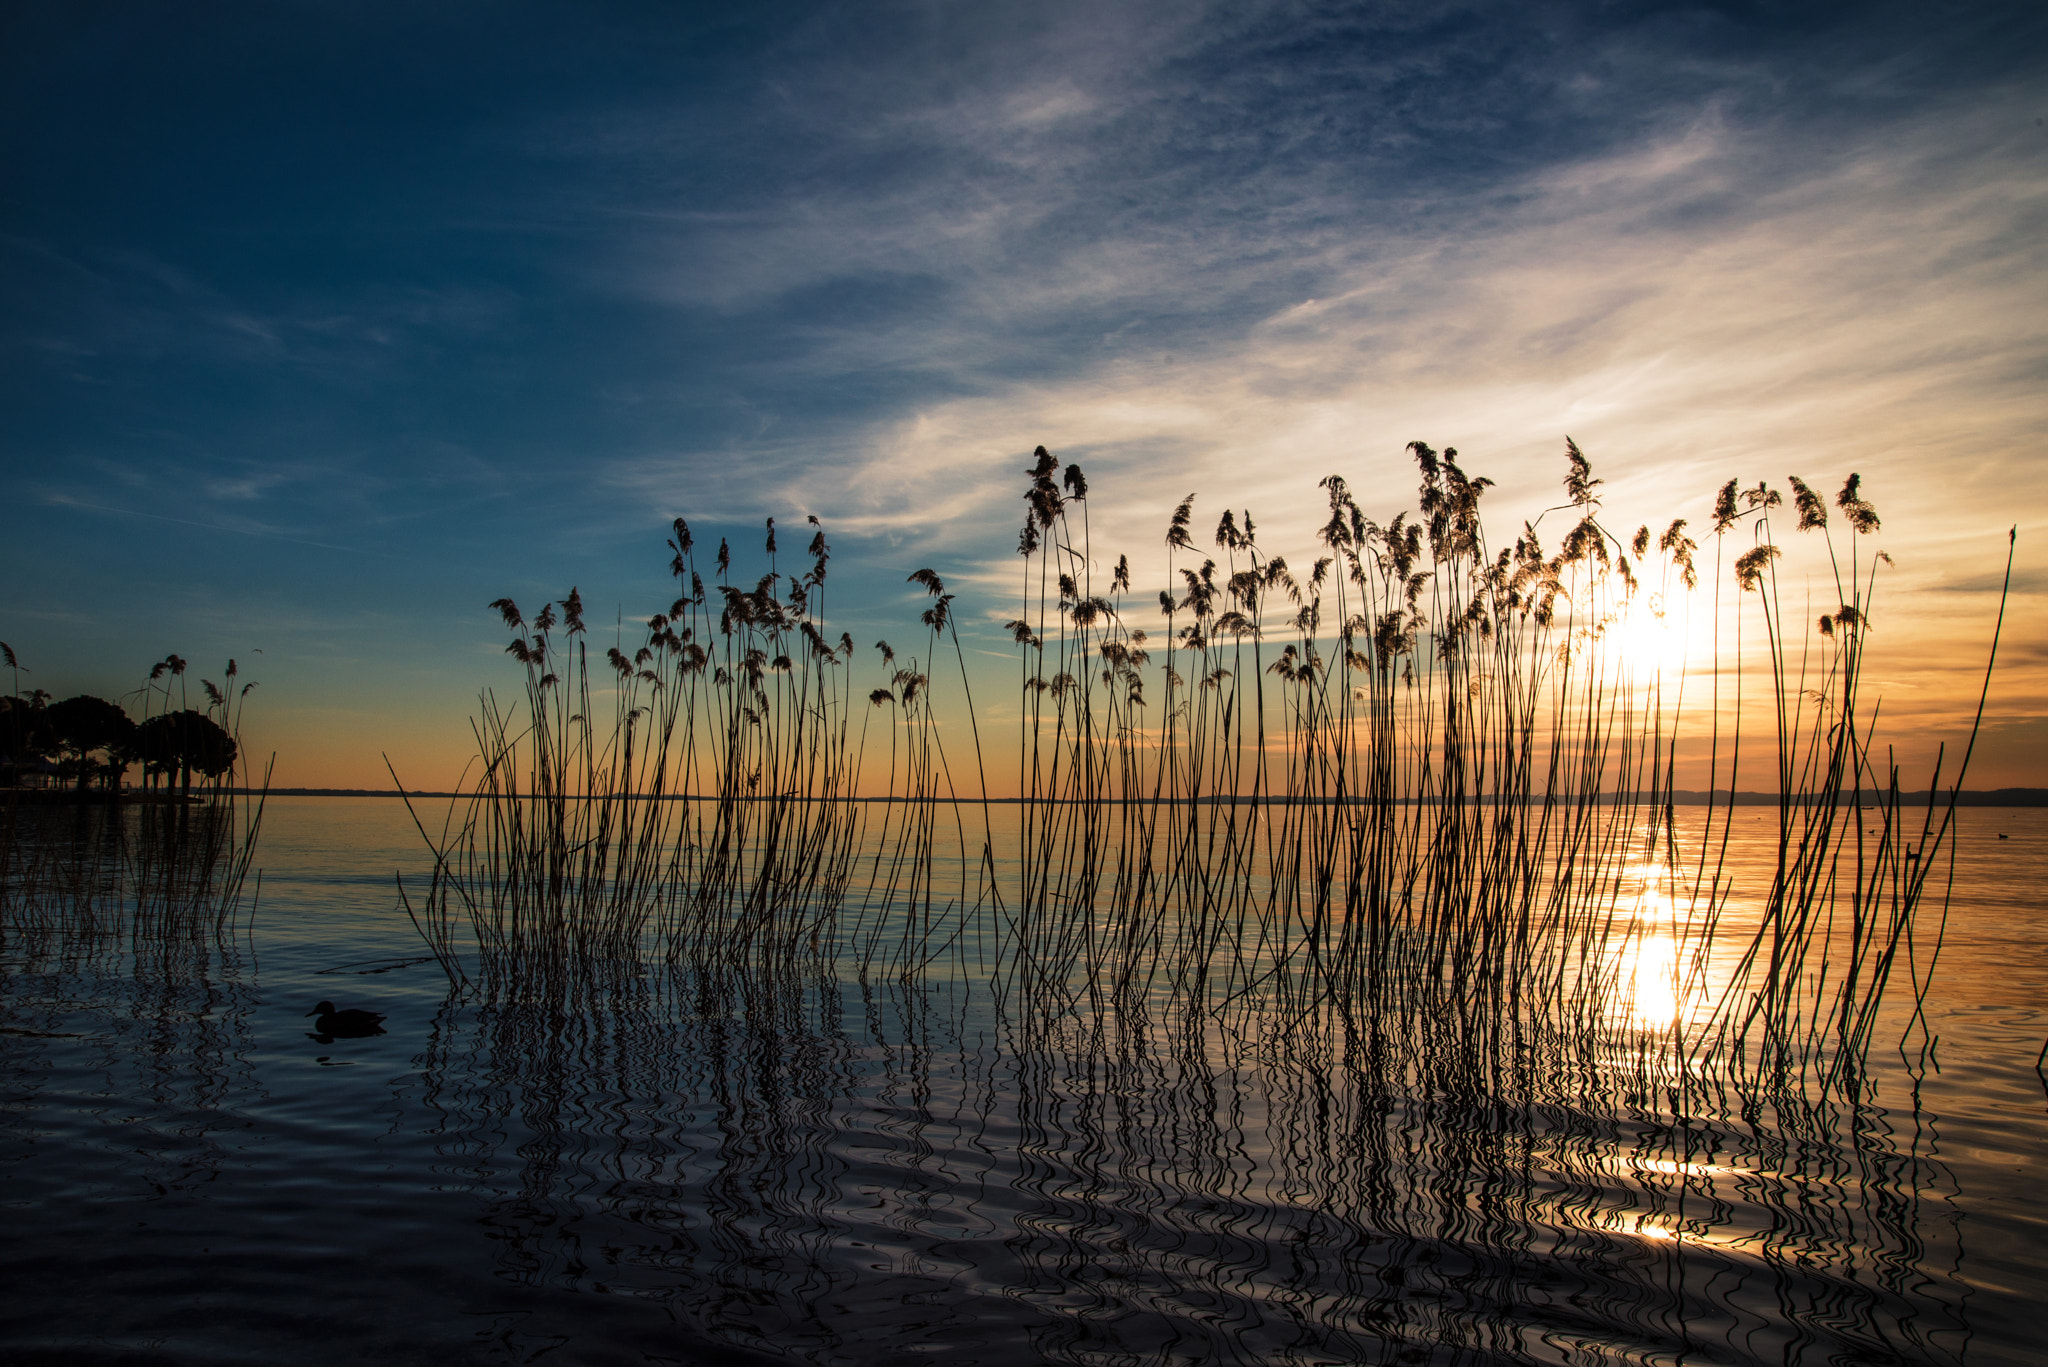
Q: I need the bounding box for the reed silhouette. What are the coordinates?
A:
[383,437,2009,1353]
[403,441,2009,1114]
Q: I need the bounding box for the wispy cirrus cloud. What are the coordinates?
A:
[602,75,2046,581]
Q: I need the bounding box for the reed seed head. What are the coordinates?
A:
[1837,473,1881,534]
[1788,476,1827,531]
[1562,438,1603,508]
[1713,480,1740,533]
[1734,543,1780,590]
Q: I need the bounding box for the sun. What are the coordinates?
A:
[1604,591,1692,685]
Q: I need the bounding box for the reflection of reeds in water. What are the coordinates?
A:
[2,787,266,952]
[409,950,1966,1365]
[0,793,267,1202]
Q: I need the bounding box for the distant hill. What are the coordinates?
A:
[1664,788,2048,807]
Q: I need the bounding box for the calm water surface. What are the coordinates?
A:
[3,798,2043,1366]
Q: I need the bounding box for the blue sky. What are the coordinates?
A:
[4,0,2045,786]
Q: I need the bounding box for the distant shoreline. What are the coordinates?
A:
[201,787,2048,807]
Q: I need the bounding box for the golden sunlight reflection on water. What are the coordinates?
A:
[1606,856,1695,1031]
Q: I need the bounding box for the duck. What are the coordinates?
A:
[306,1001,386,1037]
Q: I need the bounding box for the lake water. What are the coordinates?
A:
[3,797,2044,1366]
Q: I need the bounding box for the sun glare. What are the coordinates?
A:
[1606,595,1691,685]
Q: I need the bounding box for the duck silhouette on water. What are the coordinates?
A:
[306,1001,386,1041]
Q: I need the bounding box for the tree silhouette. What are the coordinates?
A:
[0,693,53,787]
[133,709,237,798]
[45,694,136,793]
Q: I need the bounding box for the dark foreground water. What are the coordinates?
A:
[3,799,2043,1366]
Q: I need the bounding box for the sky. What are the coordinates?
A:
[3,0,2045,792]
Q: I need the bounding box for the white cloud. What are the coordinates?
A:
[795,87,2048,575]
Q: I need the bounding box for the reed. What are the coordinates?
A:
[406,441,2008,1110]
[398,515,989,998]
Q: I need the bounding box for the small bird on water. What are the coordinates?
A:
[306,1001,386,1038]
